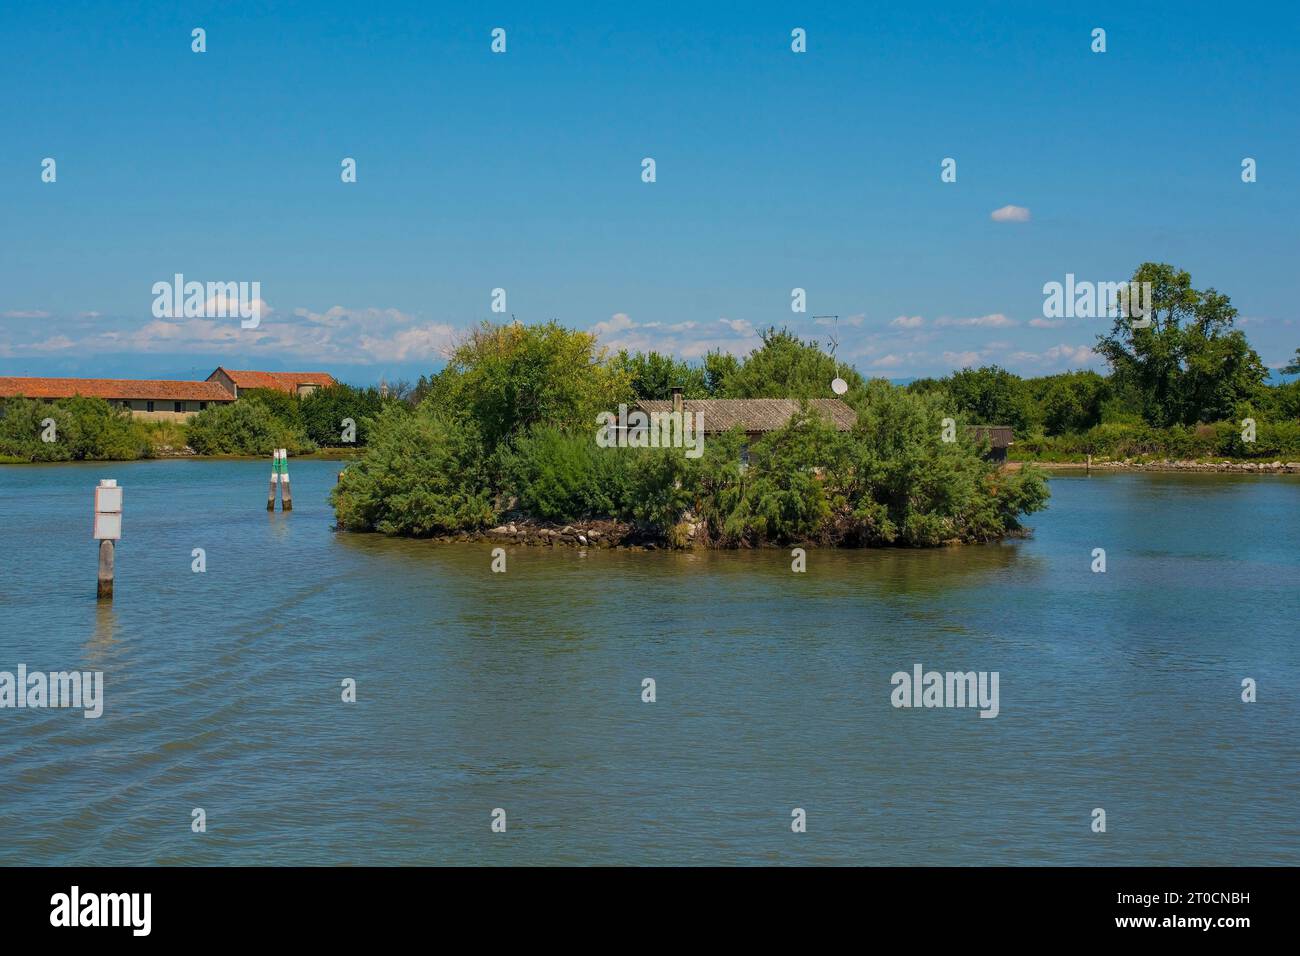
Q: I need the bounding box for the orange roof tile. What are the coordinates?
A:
[211,368,336,393]
[0,377,234,401]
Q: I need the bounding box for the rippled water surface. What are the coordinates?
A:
[1,460,1297,864]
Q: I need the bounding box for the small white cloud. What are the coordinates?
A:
[1044,343,1097,365]
[204,290,272,319]
[1006,343,1099,367]
[1029,317,1065,328]
[943,350,983,368]
[719,317,756,336]
[593,312,636,338]
[990,205,1031,223]
[936,313,1016,328]
[890,315,925,328]
[2,310,52,319]
[28,335,75,351]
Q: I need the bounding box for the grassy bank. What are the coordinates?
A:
[1009,420,1300,464]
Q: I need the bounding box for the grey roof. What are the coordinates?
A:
[967,426,1014,449]
[635,398,858,434]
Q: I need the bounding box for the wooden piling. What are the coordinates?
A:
[268,454,277,510]
[280,449,292,511]
[97,539,115,600]
[93,478,122,601]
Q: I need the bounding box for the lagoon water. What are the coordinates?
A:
[1,460,1297,865]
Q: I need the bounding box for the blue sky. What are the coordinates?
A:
[1,1,1296,385]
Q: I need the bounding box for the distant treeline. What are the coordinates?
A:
[4,261,1296,469]
[404,261,1300,462]
[0,384,406,461]
[184,384,403,455]
[0,396,154,462]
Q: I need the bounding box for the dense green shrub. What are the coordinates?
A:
[331,407,496,535]
[624,445,698,539]
[0,396,149,461]
[301,384,392,447]
[691,420,835,546]
[831,386,1049,546]
[186,397,315,456]
[1013,419,1300,461]
[498,427,633,522]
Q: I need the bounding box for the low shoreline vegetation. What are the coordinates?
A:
[332,323,1051,548]
[184,384,401,455]
[1011,420,1300,463]
[0,396,151,462]
[0,383,403,461]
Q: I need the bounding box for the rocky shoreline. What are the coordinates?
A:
[429,517,668,549]
[1033,459,1300,474]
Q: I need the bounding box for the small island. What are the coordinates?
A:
[330,320,1050,548]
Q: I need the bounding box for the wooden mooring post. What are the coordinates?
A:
[268,449,292,511]
[93,479,122,601]
[267,450,278,511]
[280,448,292,511]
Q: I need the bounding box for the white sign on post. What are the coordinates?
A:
[93,479,123,540]
[93,513,122,540]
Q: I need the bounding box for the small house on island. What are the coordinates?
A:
[635,392,858,440]
[633,388,1013,461]
[967,426,1014,462]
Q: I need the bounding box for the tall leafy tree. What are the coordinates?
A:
[722,327,864,399]
[943,366,1037,434]
[423,321,633,448]
[1094,263,1267,426]
[615,350,709,399]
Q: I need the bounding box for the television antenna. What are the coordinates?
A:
[813,314,849,395]
[813,315,840,356]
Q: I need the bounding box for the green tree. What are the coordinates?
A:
[1030,371,1109,435]
[422,321,632,448]
[1095,262,1267,426]
[301,384,391,446]
[722,328,864,399]
[186,397,314,455]
[702,350,741,396]
[615,350,709,400]
[943,366,1037,434]
[692,413,839,546]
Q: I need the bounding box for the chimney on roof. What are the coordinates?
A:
[671,386,683,414]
